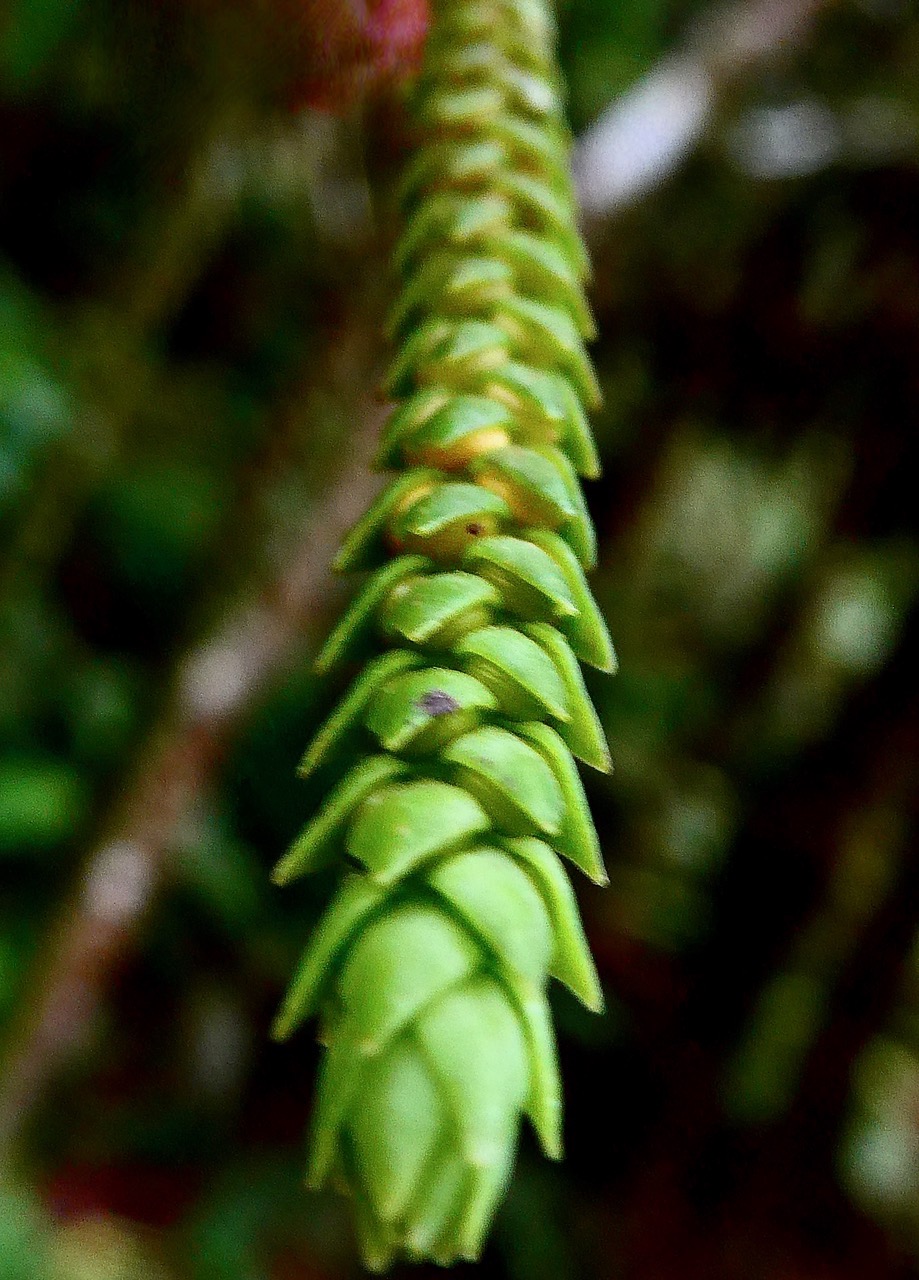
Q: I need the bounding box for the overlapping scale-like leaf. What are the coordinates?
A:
[274,0,615,1267]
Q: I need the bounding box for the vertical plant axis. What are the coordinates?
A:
[272,0,615,1266]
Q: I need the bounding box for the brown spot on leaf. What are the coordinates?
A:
[418,690,460,717]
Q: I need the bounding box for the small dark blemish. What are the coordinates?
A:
[418,690,460,717]
[465,522,484,536]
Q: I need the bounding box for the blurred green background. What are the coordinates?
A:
[2,0,919,1276]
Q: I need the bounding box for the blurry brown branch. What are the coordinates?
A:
[0,348,385,1157]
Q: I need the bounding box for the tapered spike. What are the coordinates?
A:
[527,529,617,671]
[454,624,570,722]
[334,472,440,573]
[365,665,497,754]
[391,481,511,560]
[443,725,563,838]
[392,394,515,470]
[380,570,500,647]
[516,988,563,1159]
[315,556,428,674]
[297,649,421,778]
[462,533,578,621]
[470,443,577,529]
[337,904,480,1053]
[273,0,615,1263]
[272,875,387,1040]
[499,229,595,337]
[425,848,553,986]
[347,780,491,883]
[349,1041,444,1225]
[526,622,611,771]
[272,755,408,884]
[307,1038,365,1189]
[504,835,604,1011]
[414,977,528,1168]
[518,722,608,884]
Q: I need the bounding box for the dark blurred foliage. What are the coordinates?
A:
[2,0,919,1276]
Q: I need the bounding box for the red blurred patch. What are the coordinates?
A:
[285,0,430,112]
[46,1162,203,1229]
